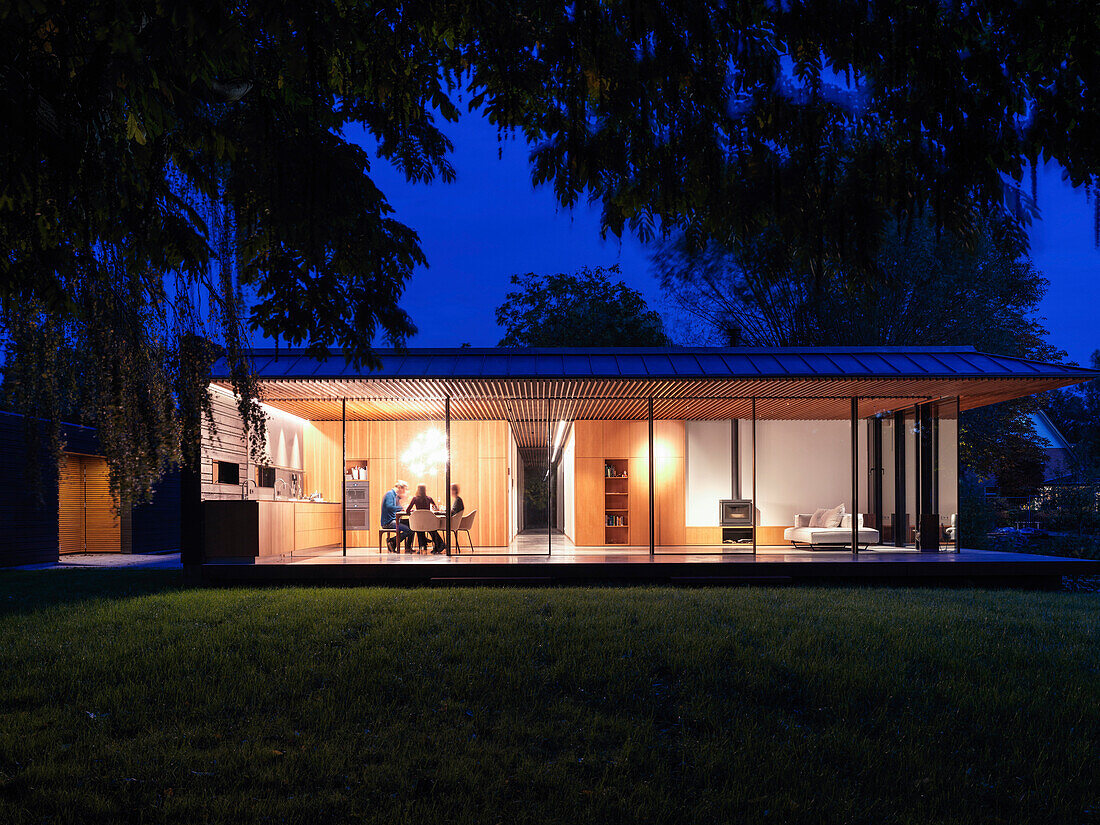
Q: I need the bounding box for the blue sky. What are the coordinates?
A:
[354,114,1100,366]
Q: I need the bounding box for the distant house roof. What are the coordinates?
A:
[1031,410,1074,452]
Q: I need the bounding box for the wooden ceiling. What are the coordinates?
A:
[211,374,1060,449]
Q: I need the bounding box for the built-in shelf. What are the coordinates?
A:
[604,459,629,543]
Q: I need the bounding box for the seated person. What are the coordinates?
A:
[448,482,465,517]
[381,480,413,552]
[407,483,445,553]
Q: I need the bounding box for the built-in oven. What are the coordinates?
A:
[345,482,369,507]
[345,478,369,532]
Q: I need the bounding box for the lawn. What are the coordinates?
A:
[0,572,1097,825]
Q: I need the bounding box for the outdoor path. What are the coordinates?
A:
[11,553,182,571]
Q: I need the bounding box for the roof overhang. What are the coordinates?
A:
[210,347,1097,434]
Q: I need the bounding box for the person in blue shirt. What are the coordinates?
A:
[381,480,413,552]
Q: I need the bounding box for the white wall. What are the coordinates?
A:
[563,429,576,540]
[938,416,958,524]
[685,420,733,526]
[508,425,520,539]
[262,404,305,470]
[753,419,867,526]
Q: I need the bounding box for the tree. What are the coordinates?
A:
[656,216,1057,353]
[496,266,668,347]
[5,1,1100,502]
[655,215,1058,492]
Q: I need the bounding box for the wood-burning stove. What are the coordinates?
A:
[719,499,753,543]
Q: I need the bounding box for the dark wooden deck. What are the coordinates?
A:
[201,547,1098,587]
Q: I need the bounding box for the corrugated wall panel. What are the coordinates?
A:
[83,457,120,552]
[58,454,85,554]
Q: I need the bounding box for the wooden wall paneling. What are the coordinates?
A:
[475,457,507,547]
[602,420,629,458]
[574,457,605,546]
[628,456,650,546]
[304,422,341,503]
[654,419,686,458]
[685,526,721,546]
[201,390,249,501]
[345,421,370,461]
[656,455,686,546]
[450,421,479,493]
[370,422,395,466]
[477,420,507,459]
[573,421,603,458]
[756,526,789,547]
[632,421,651,458]
[83,456,120,552]
[58,454,84,554]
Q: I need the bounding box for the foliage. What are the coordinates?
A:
[958,478,997,551]
[657,216,1054,351]
[5,1,1100,501]
[496,266,668,347]
[657,216,1057,490]
[2,579,1100,823]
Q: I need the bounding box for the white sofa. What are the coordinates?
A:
[784,513,880,548]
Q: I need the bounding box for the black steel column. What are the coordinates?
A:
[869,417,883,534]
[851,397,859,555]
[918,402,938,551]
[445,394,452,556]
[648,396,655,556]
[731,418,740,499]
[751,397,757,556]
[341,398,347,557]
[893,410,906,547]
[955,396,961,552]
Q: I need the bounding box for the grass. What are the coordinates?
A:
[0,572,1097,825]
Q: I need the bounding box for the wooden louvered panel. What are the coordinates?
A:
[207,372,1087,436]
[58,454,84,554]
[83,456,120,552]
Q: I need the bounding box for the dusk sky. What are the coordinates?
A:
[353,113,1100,366]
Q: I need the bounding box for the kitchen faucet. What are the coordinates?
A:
[242,479,256,500]
[274,478,288,500]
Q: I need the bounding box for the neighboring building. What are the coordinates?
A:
[0,411,180,566]
[1031,410,1076,483]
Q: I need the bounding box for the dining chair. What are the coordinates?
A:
[446,512,464,553]
[409,509,442,553]
[378,524,399,553]
[457,509,477,553]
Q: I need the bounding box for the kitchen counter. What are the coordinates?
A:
[204,500,342,558]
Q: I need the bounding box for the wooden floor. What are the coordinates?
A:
[201,531,1098,587]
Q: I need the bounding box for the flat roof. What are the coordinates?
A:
[209,346,1098,432]
[213,346,1093,382]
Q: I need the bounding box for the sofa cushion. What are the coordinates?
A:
[823,503,845,528]
[808,508,827,528]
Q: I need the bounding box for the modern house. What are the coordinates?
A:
[192,346,1100,582]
